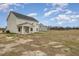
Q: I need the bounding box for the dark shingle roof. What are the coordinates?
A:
[10,11,38,22]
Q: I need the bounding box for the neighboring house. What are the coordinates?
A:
[39,23,48,31]
[6,11,39,34]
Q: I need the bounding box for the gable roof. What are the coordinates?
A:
[8,11,38,22]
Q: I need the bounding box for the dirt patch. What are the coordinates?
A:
[15,39,33,44]
[48,42,62,45]
[30,44,40,47]
[22,50,47,56]
[52,45,64,48]
[55,54,66,56]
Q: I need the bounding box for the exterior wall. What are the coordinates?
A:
[19,23,33,34]
[6,12,39,34]
[0,30,3,33]
[6,13,18,33]
[16,18,39,33]
[33,23,39,32]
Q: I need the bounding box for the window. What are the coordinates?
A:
[18,27,21,32]
[30,28,33,31]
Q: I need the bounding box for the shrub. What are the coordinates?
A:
[6,30,10,33]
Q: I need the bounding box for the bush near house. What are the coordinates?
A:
[0,28,5,33]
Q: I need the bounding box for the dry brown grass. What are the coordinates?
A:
[0,30,79,56]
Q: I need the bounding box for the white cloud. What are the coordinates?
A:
[0,3,24,12]
[54,14,79,22]
[44,8,48,11]
[57,21,63,25]
[56,14,70,21]
[44,10,58,17]
[44,3,69,17]
[44,7,65,17]
[9,9,14,11]
[13,4,22,6]
[42,20,50,26]
[27,13,37,17]
[47,3,79,25]
[0,4,9,11]
[50,18,54,21]
[50,15,79,26]
[52,3,68,8]
[65,10,72,14]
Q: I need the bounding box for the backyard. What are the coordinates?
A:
[0,30,79,56]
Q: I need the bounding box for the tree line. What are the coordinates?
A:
[48,26,79,30]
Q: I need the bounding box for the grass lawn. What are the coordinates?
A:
[0,30,79,56]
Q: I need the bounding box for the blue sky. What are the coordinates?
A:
[0,3,79,28]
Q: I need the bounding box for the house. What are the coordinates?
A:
[39,23,48,31]
[0,28,2,33]
[6,11,39,34]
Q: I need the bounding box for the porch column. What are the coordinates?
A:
[22,26,24,34]
[29,27,30,33]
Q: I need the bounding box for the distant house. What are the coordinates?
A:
[39,23,48,31]
[6,11,48,34]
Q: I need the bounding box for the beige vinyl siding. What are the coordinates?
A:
[6,12,39,34]
[6,13,18,33]
[16,18,39,33]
